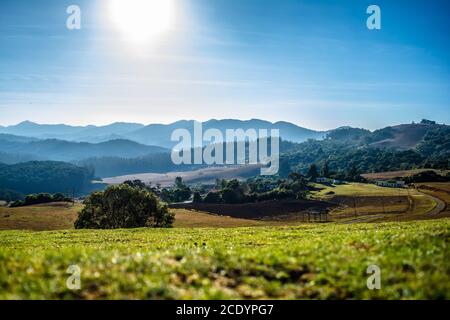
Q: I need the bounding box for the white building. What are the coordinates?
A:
[376,180,405,188]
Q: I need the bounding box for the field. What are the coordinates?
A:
[0,204,266,231]
[1,183,449,300]
[312,182,449,222]
[0,203,81,231]
[0,219,449,299]
[1,182,449,232]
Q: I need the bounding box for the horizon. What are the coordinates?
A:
[0,0,449,130]
[0,117,447,133]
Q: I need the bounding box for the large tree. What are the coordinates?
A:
[74,184,174,229]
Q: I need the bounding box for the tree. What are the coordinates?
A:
[278,158,291,178]
[307,164,319,180]
[175,176,184,188]
[124,179,147,189]
[192,192,202,203]
[322,161,330,178]
[74,184,174,229]
[203,192,221,203]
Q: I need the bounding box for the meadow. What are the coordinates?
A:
[0,219,449,299]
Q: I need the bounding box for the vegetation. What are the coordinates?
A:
[200,175,310,204]
[158,177,192,203]
[281,125,449,180]
[77,153,189,178]
[9,192,72,207]
[0,219,448,299]
[74,184,173,229]
[0,161,94,196]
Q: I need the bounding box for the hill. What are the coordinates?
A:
[0,161,95,196]
[366,122,443,149]
[0,138,169,162]
[283,121,449,178]
[0,121,144,143]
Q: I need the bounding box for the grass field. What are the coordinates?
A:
[0,203,266,231]
[0,219,448,299]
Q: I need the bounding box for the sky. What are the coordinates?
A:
[0,0,449,130]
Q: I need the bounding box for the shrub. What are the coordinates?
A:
[74,184,174,229]
[8,192,72,207]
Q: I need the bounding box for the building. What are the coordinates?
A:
[376,180,406,188]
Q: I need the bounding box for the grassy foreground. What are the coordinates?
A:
[0,219,449,299]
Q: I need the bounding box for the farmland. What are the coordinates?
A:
[312,182,450,222]
[0,182,449,300]
[1,182,449,232]
[0,219,449,299]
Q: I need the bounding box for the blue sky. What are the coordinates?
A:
[0,0,449,130]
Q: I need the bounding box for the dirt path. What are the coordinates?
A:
[417,191,446,215]
[341,190,446,224]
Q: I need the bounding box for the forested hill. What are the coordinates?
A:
[0,138,168,162]
[281,121,450,178]
[0,161,95,197]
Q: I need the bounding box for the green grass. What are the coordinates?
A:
[312,182,409,198]
[0,219,449,299]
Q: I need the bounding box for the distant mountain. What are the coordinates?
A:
[0,121,144,143]
[0,133,40,143]
[0,119,324,147]
[0,138,169,162]
[124,119,325,148]
[0,121,87,137]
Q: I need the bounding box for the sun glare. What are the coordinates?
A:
[109,0,175,44]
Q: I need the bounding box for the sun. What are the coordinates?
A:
[109,0,175,44]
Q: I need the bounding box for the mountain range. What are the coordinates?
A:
[0,119,447,176]
[0,137,168,162]
[0,119,325,147]
[0,119,449,171]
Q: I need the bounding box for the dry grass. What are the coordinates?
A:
[0,202,80,231]
[0,204,267,231]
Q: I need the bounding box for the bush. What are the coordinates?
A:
[8,192,72,207]
[74,184,174,229]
